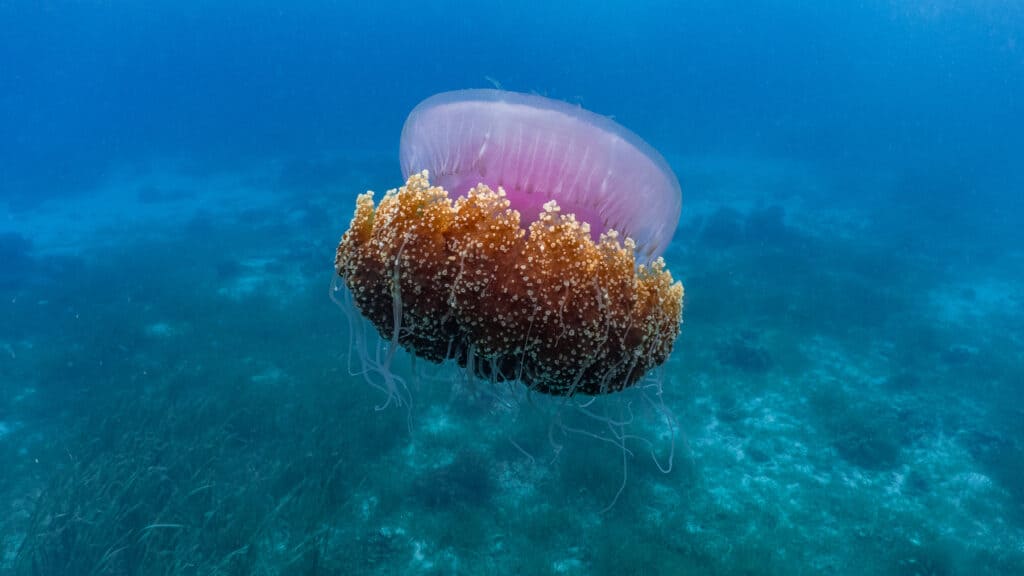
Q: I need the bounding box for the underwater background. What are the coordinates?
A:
[2,1,1023,574]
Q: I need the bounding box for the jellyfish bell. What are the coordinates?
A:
[400,89,682,261]
[336,89,684,397]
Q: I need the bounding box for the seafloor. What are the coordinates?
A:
[1,153,1022,575]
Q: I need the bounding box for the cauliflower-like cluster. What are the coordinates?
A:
[336,171,683,396]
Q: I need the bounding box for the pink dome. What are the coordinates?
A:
[400,89,682,260]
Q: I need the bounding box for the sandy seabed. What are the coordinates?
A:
[1,153,1022,575]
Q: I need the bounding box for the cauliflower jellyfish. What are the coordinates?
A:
[335,89,684,398]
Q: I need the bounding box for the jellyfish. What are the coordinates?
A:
[335,89,684,396]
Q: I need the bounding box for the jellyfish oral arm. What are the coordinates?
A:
[336,172,683,397]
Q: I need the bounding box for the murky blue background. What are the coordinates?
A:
[2,1,1022,573]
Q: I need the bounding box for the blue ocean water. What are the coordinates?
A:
[1,1,1022,573]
